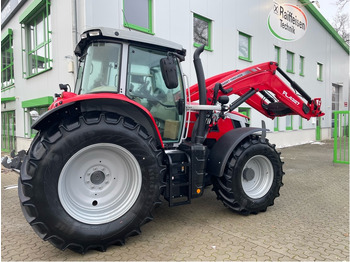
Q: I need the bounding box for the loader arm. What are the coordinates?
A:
[189,62,324,120]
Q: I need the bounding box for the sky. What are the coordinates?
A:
[313,0,347,24]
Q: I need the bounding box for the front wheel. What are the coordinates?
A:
[19,113,164,253]
[212,135,284,215]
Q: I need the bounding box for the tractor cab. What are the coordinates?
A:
[74,28,186,143]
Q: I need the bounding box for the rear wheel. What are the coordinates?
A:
[212,135,284,215]
[19,112,164,253]
[58,143,142,225]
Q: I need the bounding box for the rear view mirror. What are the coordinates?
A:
[160,56,178,89]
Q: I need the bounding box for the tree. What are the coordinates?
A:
[333,13,349,44]
[336,0,349,9]
[333,0,350,45]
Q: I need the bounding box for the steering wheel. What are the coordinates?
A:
[153,88,167,100]
[131,81,150,97]
[130,82,176,109]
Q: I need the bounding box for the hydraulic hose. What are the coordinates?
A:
[276,67,312,104]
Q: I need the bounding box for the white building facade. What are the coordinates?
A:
[1,0,349,152]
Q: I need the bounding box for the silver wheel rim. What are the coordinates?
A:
[241,155,274,199]
[58,143,142,225]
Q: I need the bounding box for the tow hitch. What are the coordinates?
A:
[1,150,26,173]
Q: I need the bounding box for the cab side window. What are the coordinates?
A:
[126,45,184,142]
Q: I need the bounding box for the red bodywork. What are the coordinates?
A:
[49,61,323,147]
[49,92,164,147]
[189,62,324,120]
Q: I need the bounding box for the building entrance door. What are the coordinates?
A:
[1,111,16,152]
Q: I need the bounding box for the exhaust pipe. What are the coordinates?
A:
[193,45,207,144]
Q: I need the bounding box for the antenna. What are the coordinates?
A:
[122,9,132,31]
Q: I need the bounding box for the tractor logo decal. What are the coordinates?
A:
[283,90,300,105]
[268,2,308,42]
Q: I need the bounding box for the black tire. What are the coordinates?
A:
[212,135,284,215]
[18,112,165,253]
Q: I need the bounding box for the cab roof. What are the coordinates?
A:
[75,27,186,57]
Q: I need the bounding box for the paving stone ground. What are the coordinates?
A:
[1,140,349,261]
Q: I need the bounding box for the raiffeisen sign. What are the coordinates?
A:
[268,2,308,41]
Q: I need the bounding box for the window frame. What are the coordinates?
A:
[274,45,281,64]
[193,13,212,51]
[238,31,252,62]
[299,55,305,76]
[286,50,295,74]
[1,29,15,90]
[19,0,52,79]
[123,0,153,35]
[317,62,323,81]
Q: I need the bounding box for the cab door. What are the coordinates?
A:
[126,45,185,143]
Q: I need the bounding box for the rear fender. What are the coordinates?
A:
[207,127,267,177]
[33,98,164,148]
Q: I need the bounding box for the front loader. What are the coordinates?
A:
[17,27,324,253]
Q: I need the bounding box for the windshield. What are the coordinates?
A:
[75,42,122,94]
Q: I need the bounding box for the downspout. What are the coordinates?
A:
[71,0,79,76]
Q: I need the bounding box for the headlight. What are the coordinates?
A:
[81,33,88,39]
[88,30,101,37]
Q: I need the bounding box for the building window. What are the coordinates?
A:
[238,32,252,62]
[22,96,53,138]
[123,0,153,34]
[193,13,212,51]
[1,29,14,90]
[332,83,340,111]
[286,115,293,130]
[286,51,294,73]
[27,106,48,137]
[19,0,52,78]
[1,110,16,152]
[274,45,281,64]
[331,83,341,138]
[238,107,251,125]
[299,56,304,76]
[317,62,323,81]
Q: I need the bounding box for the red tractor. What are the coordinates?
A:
[18,27,323,253]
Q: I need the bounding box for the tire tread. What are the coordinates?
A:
[19,112,165,253]
[212,135,284,215]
